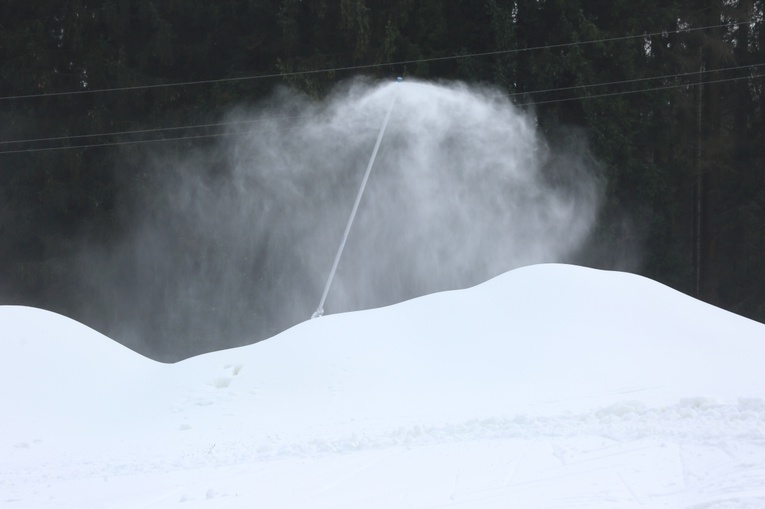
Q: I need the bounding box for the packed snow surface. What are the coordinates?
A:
[1,263,764,508]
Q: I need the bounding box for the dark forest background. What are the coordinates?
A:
[2,0,764,360]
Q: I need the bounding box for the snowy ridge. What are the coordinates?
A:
[2,263,765,509]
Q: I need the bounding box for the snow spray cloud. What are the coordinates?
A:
[81,79,606,361]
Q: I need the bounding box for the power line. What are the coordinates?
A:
[2,68,760,155]
[0,20,751,102]
[0,115,316,146]
[520,72,762,106]
[0,129,272,155]
[507,62,764,98]
[2,62,760,152]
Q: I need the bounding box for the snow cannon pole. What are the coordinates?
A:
[312,79,402,319]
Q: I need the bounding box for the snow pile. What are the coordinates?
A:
[1,264,764,508]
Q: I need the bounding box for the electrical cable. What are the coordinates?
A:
[0,126,296,155]
[0,115,316,146]
[508,62,765,99]
[520,72,763,106]
[0,19,752,102]
[2,63,761,154]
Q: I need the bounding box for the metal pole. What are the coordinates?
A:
[313,87,398,318]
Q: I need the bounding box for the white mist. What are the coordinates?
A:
[83,78,604,360]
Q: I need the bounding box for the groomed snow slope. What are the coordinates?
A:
[1,263,764,508]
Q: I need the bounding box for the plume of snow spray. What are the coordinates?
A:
[80,79,607,360]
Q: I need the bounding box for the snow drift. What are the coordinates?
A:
[1,264,764,508]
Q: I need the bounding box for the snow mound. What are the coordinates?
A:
[1,264,764,509]
[206,263,764,426]
[0,306,160,438]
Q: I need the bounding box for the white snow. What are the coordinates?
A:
[1,263,764,508]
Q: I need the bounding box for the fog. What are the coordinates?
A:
[79,79,612,361]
